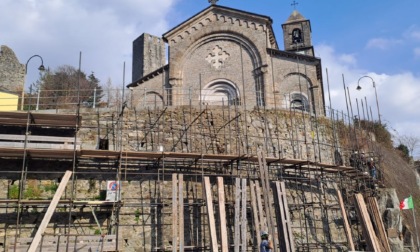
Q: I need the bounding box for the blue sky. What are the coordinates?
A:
[1,0,420,157]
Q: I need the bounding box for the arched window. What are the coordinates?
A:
[290,93,309,112]
[201,80,240,106]
[292,28,303,43]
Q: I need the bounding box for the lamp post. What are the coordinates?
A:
[356,75,381,124]
[21,55,45,110]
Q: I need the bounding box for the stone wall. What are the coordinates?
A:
[0,45,25,92]
[0,107,402,251]
[78,106,337,163]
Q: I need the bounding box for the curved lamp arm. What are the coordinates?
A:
[22,55,45,110]
[25,55,45,74]
[356,75,381,124]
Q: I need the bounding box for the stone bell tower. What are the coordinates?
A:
[282,10,314,56]
[132,33,165,82]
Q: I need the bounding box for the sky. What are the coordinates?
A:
[1,0,420,158]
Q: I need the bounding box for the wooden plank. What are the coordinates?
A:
[0,118,78,128]
[0,111,80,127]
[234,178,241,252]
[203,177,218,252]
[275,182,290,252]
[28,171,72,252]
[241,178,247,252]
[354,194,381,252]
[0,134,77,143]
[178,174,184,252]
[367,197,391,252]
[258,150,278,251]
[0,142,79,150]
[334,184,355,251]
[172,174,178,252]
[255,181,266,230]
[217,177,229,252]
[250,181,262,247]
[280,181,295,252]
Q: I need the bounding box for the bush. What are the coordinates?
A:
[360,120,393,147]
[8,185,19,199]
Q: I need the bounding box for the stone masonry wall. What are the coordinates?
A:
[0,45,25,92]
[0,107,389,251]
[78,106,336,164]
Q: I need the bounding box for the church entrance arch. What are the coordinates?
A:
[200,79,240,105]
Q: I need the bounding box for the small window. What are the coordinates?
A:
[290,93,309,112]
[292,28,302,43]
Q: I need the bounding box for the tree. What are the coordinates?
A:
[85,72,103,107]
[397,134,420,158]
[35,65,103,109]
[396,144,410,160]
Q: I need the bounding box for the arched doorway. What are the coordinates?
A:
[200,80,240,106]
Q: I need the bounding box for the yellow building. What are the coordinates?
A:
[0,90,18,111]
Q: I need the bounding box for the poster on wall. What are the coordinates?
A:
[106,181,121,201]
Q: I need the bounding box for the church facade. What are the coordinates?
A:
[128,4,325,115]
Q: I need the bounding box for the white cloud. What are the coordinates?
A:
[317,44,420,152]
[405,25,420,41]
[338,53,357,66]
[365,38,403,50]
[0,0,177,88]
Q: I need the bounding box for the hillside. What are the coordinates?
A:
[377,142,420,247]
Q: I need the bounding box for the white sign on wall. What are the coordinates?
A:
[106,181,121,201]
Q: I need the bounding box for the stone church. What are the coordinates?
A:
[128,3,325,115]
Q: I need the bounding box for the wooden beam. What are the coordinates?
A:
[258,150,278,251]
[354,194,381,252]
[280,181,295,252]
[255,181,266,231]
[234,178,241,252]
[28,170,72,252]
[367,197,391,252]
[274,182,287,251]
[204,177,218,252]
[217,177,229,252]
[250,181,262,247]
[178,174,184,252]
[275,181,291,252]
[334,184,355,251]
[241,179,247,252]
[172,174,178,252]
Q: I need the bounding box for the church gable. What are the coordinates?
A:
[163,5,278,49]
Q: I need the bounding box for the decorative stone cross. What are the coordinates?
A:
[208,0,218,5]
[206,45,230,69]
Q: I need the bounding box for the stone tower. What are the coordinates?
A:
[0,45,25,92]
[282,10,314,56]
[132,33,165,82]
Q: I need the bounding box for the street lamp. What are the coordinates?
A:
[356,75,381,124]
[21,55,45,110]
